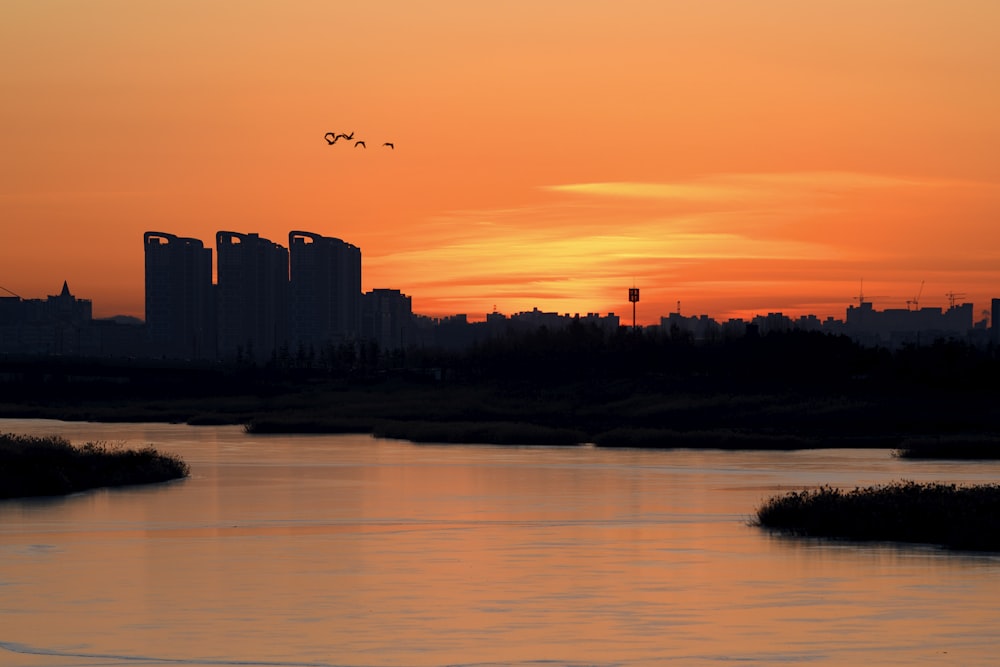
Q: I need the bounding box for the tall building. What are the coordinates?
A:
[362,288,413,351]
[288,231,361,349]
[144,232,215,359]
[216,231,289,361]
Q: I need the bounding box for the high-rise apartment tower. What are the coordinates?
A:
[288,231,361,349]
[216,231,289,361]
[144,232,215,359]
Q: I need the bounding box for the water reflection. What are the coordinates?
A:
[1,418,999,666]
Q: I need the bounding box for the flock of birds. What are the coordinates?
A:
[324,131,393,149]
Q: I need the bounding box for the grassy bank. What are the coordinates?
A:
[755,481,1000,551]
[0,432,190,499]
[2,359,999,452]
[893,436,1000,459]
[3,381,995,451]
[3,330,1000,451]
[205,384,998,450]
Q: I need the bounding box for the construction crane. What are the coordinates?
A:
[852,279,866,306]
[0,285,23,298]
[851,279,891,307]
[946,291,967,309]
[906,280,925,311]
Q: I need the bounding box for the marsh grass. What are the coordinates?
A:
[0,432,189,499]
[755,481,1000,551]
[4,375,997,452]
[372,420,586,446]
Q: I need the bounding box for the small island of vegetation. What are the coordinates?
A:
[755,481,1000,551]
[0,432,189,500]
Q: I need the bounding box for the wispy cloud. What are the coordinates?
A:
[370,203,842,317]
[368,170,1000,319]
[545,182,759,202]
[543,171,947,207]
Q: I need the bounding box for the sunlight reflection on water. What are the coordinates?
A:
[1,418,999,666]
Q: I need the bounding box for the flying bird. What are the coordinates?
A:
[322,130,391,151]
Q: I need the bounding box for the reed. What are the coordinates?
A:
[755,481,1000,551]
[0,432,189,499]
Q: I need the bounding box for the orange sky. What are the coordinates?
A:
[3,1,1000,324]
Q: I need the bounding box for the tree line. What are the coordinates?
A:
[1,322,998,400]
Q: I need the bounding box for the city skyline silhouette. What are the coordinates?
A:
[1,227,996,360]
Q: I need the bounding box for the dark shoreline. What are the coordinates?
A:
[3,381,999,455]
[1,328,999,455]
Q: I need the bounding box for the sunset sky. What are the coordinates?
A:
[3,1,1000,324]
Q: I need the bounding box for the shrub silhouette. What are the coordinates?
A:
[755,481,1000,551]
[0,432,189,499]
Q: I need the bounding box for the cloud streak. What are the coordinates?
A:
[365,169,1000,320]
[543,171,950,206]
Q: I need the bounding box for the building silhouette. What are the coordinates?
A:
[363,289,414,351]
[846,300,973,348]
[0,281,94,355]
[288,231,361,350]
[216,231,289,362]
[144,232,215,359]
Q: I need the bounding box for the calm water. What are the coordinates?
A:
[1,418,999,667]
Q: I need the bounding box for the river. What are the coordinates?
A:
[1,418,999,666]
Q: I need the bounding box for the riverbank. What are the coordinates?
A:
[3,378,999,453]
[2,328,999,453]
[755,481,1000,551]
[0,432,190,499]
